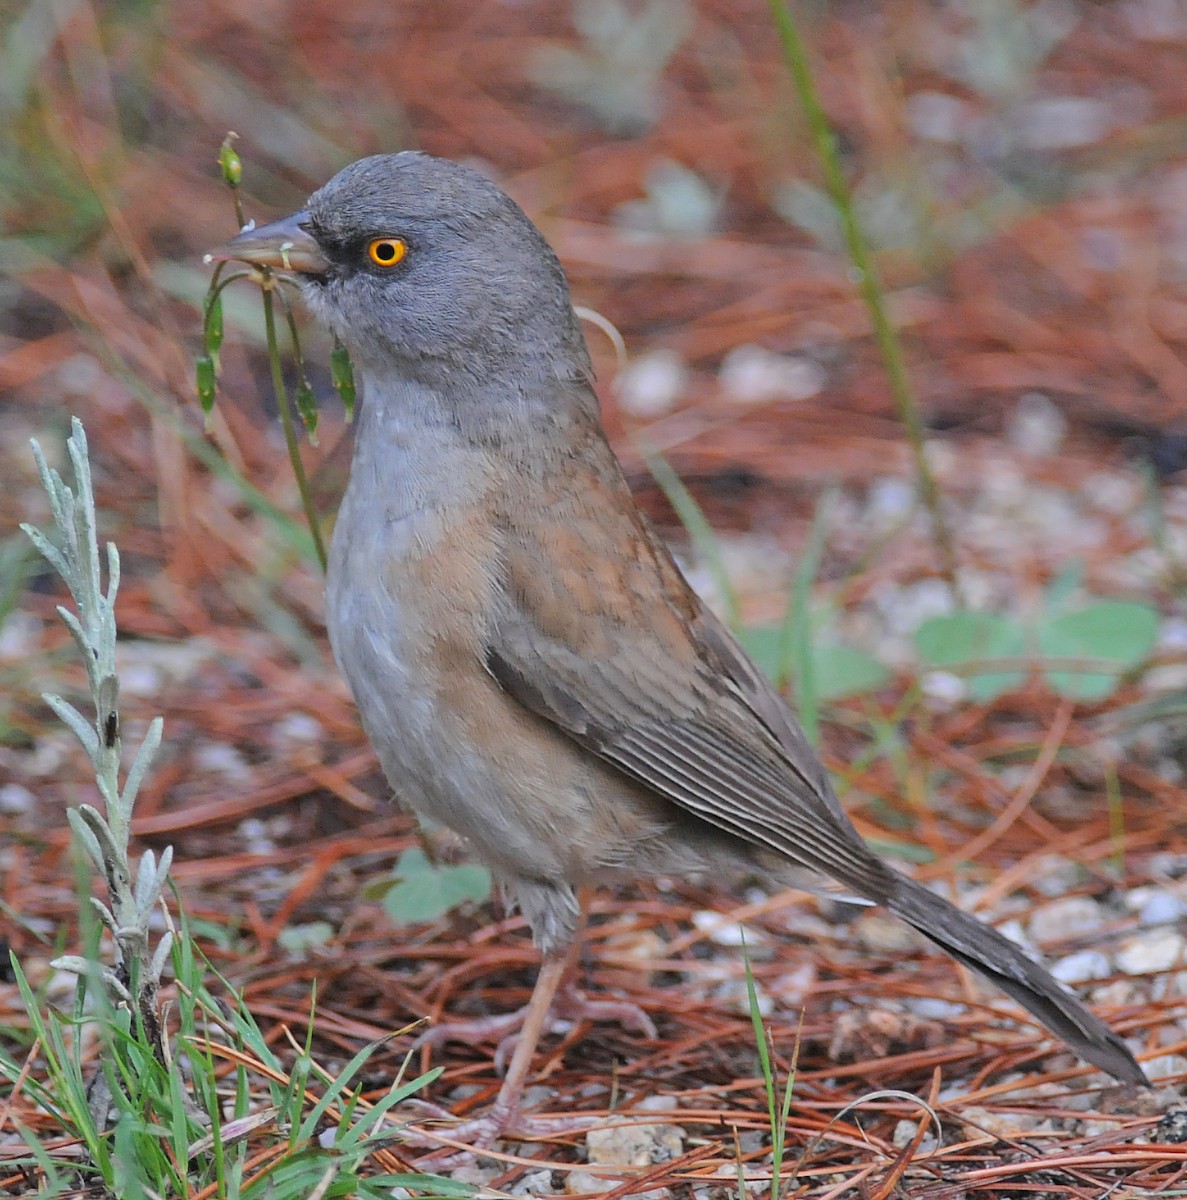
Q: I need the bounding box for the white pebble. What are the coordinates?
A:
[1028,896,1104,946]
[616,349,687,417]
[195,742,252,783]
[920,670,966,703]
[0,783,35,815]
[1139,891,1187,926]
[866,476,915,523]
[1051,950,1112,985]
[691,910,763,946]
[1139,1053,1187,1081]
[906,996,967,1020]
[509,1168,556,1196]
[270,712,324,755]
[719,345,825,405]
[586,1113,684,1166]
[567,1171,667,1199]
[1006,392,1067,456]
[1116,929,1187,975]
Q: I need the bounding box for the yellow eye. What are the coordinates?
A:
[367,237,407,267]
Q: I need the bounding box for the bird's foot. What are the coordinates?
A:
[417,983,656,1071]
[398,1098,598,1168]
[554,984,658,1038]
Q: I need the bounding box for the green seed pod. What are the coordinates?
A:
[219,136,242,187]
[331,343,356,421]
[296,380,319,442]
[196,354,217,416]
[205,293,224,361]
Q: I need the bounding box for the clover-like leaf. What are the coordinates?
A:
[914,612,1027,701]
[380,848,492,926]
[1038,601,1159,702]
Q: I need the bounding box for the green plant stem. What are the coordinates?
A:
[261,284,328,573]
[768,0,962,605]
[779,488,834,744]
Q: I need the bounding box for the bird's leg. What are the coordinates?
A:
[404,898,656,1158]
[484,953,569,1132]
[416,897,655,1061]
[401,956,584,1160]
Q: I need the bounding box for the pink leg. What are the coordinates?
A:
[404,956,582,1160]
[404,896,656,1160]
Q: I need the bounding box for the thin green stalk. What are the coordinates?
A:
[741,942,797,1200]
[261,285,328,573]
[777,487,835,744]
[645,450,740,628]
[767,0,962,605]
[1105,761,1126,877]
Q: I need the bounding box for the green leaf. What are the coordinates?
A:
[295,381,319,442]
[1044,561,1084,611]
[914,612,1026,701]
[738,626,890,702]
[736,624,782,679]
[195,355,217,416]
[1037,601,1159,701]
[381,850,492,926]
[865,837,936,864]
[331,343,356,420]
[204,293,224,359]
[812,643,890,701]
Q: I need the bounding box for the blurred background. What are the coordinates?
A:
[4,0,1187,1158]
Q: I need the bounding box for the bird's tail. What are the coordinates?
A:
[886,874,1147,1085]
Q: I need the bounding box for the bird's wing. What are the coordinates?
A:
[487,470,897,903]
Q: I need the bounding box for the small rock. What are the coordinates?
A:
[1147,1108,1187,1143]
[270,712,324,757]
[586,1112,684,1167]
[905,996,967,1020]
[509,1168,556,1196]
[906,90,972,142]
[600,927,667,990]
[920,670,966,704]
[768,963,815,1007]
[196,742,253,783]
[691,910,764,946]
[566,1169,668,1199]
[1052,950,1112,985]
[958,1105,1054,1139]
[891,1118,940,1153]
[855,913,927,954]
[0,611,41,657]
[450,1164,500,1187]
[1028,896,1104,946]
[713,976,773,1018]
[1116,929,1187,975]
[1137,1053,1187,1082]
[1024,855,1084,898]
[1018,96,1112,150]
[719,345,825,405]
[1005,392,1067,456]
[866,476,915,524]
[0,783,35,815]
[1092,978,1141,1006]
[1139,891,1187,927]
[616,349,687,417]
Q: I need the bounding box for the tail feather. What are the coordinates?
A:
[887,875,1147,1085]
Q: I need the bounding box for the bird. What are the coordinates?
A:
[216,151,1146,1143]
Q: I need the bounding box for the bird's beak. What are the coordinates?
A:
[208,211,329,275]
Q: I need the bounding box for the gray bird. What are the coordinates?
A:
[218,151,1146,1143]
